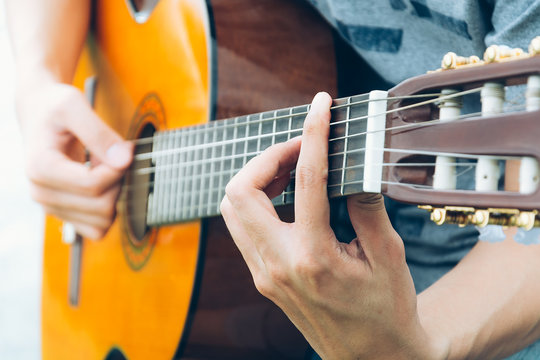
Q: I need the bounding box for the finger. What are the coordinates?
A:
[28,150,125,196]
[64,220,111,241]
[44,205,114,232]
[60,90,133,170]
[220,195,265,273]
[264,172,293,200]
[295,92,333,233]
[225,137,301,233]
[31,183,120,217]
[347,193,404,263]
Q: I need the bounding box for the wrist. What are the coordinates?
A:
[15,66,60,99]
[416,298,451,360]
[414,316,450,360]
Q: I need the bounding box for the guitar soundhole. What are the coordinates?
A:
[125,123,155,242]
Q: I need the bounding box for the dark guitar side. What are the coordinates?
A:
[176,0,338,358]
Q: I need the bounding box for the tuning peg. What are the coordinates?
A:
[441,52,480,70]
[529,36,540,56]
[484,45,524,63]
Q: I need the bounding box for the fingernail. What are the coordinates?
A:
[106,142,133,169]
[311,92,329,110]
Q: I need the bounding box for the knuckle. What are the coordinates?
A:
[224,179,244,204]
[101,191,119,217]
[302,120,320,137]
[28,185,54,207]
[80,177,105,196]
[25,156,47,184]
[102,202,117,220]
[387,233,406,263]
[253,274,274,298]
[219,197,229,215]
[28,185,43,203]
[266,263,291,287]
[304,111,328,135]
[295,165,327,190]
[51,86,80,114]
[87,226,106,240]
[291,253,326,285]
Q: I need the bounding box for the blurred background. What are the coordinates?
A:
[0,1,43,358]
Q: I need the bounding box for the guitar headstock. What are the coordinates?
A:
[383,37,540,229]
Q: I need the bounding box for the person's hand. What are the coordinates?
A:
[17,81,133,240]
[221,93,446,359]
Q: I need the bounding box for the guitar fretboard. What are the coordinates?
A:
[145,92,384,226]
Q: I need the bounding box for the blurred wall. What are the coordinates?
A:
[0,1,43,358]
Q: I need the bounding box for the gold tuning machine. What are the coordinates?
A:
[483,45,525,63]
[441,52,480,70]
[434,35,540,72]
[419,206,540,230]
[529,36,540,56]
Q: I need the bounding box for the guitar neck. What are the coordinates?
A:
[144,91,387,226]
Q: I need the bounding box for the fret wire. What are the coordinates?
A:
[146,135,156,224]
[271,110,277,147]
[229,116,239,204]
[166,131,176,223]
[153,133,163,224]
[206,121,219,216]
[216,119,228,214]
[182,127,194,219]
[242,115,250,178]
[198,124,210,218]
[283,107,293,205]
[169,130,177,222]
[175,129,187,219]
[190,126,202,218]
[256,112,263,163]
[340,97,351,196]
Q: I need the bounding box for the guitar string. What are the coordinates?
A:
[127,102,526,176]
[130,92,446,147]
[119,99,526,218]
[131,87,483,160]
[119,162,478,194]
[117,95,528,221]
[122,176,488,222]
[120,147,511,219]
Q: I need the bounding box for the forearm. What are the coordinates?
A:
[418,236,540,359]
[6,0,90,86]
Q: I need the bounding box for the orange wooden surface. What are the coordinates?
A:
[42,1,210,358]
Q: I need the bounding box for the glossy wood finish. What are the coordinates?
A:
[42,0,338,358]
[385,56,540,209]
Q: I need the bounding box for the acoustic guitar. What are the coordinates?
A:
[42,0,540,359]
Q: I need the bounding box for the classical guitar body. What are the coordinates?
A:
[42,0,339,358]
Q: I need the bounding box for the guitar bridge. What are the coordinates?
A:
[419,205,540,230]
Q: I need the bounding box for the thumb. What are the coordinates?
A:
[347,193,403,262]
[62,90,133,170]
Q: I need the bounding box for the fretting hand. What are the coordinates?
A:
[221,93,445,359]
